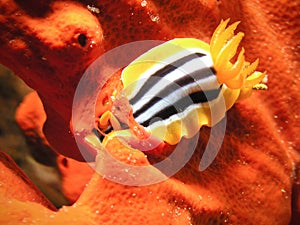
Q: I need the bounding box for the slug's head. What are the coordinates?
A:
[210,19,267,98]
[97,92,166,152]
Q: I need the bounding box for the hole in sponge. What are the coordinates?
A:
[78,34,87,47]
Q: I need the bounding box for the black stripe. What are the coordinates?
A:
[139,86,222,127]
[129,52,206,105]
[133,66,215,119]
[176,67,215,87]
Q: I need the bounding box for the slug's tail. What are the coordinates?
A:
[210,19,266,92]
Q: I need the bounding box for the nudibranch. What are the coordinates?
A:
[97,19,267,148]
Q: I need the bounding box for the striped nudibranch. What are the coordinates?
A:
[98,19,267,147]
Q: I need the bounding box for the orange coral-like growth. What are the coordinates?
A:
[0,0,300,224]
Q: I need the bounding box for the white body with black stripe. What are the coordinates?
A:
[121,38,228,145]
